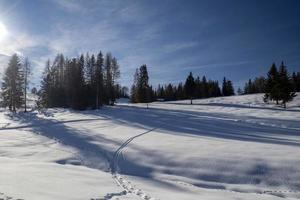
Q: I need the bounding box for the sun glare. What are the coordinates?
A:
[0,22,8,42]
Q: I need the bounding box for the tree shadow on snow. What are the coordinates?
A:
[85,105,300,147]
[163,102,300,113]
[6,111,187,192]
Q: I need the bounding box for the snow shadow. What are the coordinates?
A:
[6,112,150,173]
[6,112,187,192]
[86,105,300,147]
[163,102,300,112]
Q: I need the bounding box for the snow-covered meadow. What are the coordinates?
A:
[0,94,300,200]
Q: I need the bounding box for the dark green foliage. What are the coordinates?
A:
[278,62,296,108]
[184,72,195,104]
[1,54,24,112]
[153,73,222,103]
[244,77,266,94]
[292,72,300,92]
[264,63,280,104]
[38,51,121,110]
[95,52,104,108]
[222,77,235,96]
[131,65,151,103]
[264,62,297,108]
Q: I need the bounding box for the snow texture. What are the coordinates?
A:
[0,93,300,199]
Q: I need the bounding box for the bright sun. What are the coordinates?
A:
[0,22,8,41]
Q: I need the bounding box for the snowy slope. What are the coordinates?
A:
[0,93,300,200]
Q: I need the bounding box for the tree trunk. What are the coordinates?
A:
[190,97,193,105]
[24,85,27,112]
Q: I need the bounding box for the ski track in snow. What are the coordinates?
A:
[1,94,300,200]
[0,114,157,200]
[109,128,158,200]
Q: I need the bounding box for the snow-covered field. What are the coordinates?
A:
[0,94,300,200]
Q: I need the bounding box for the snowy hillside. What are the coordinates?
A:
[0,94,300,200]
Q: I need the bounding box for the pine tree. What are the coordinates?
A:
[226,80,235,96]
[111,57,120,105]
[38,60,52,108]
[222,77,227,96]
[202,76,208,98]
[95,51,104,108]
[130,65,151,105]
[137,65,150,103]
[292,72,300,92]
[264,63,280,104]
[222,77,234,96]
[278,62,296,108]
[1,54,24,112]
[104,53,113,105]
[77,54,86,109]
[37,51,122,110]
[130,69,139,103]
[184,72,195,104]
[23,57,31,112]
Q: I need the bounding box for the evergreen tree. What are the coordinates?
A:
[23,57,31,112]
[37,51,122,110]
[222,77,234,96]
[184,72,195,104]
[264,63,280,104]
[104,53,113,104]
[278,62,296,108]
[130,65,151,105]
[292,72,300,92]
[177,83,185,100]
[111,57,120,105]
[1,54,24,112]
[95,52,104,108]
[77,54,86,109]
[202,76,208,98]
[137,65,150,103]
[38,60,53,108]
[130,69,139,103]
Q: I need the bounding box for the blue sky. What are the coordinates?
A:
[0,0,299,89]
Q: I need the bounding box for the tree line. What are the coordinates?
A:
[1,54,31,112]
[38,52,121,110]
[1,53,298,111]
[237,62,298,108]
[130,66,235,104]
[240,63,300,96]
[1,51,123,111]
[263,62,297,108]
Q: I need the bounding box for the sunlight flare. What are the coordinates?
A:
[0,22,8,42]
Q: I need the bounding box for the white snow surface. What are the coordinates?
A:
[0,93,300,200]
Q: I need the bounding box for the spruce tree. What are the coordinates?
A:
[292,72,300,92]
[137,65,150,103]
[278,62,296,108]
[264,63,280,104]
[104,53,113,105]
[95,52,104,108]
[38,60,52,108]
[1,54,24,112]
[130,69,139,103]
[23,57,31,112]
[184,72,195,104]
[222,77,234,96]
[111,57,120,105]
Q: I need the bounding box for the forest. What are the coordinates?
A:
[1,53,300,111]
